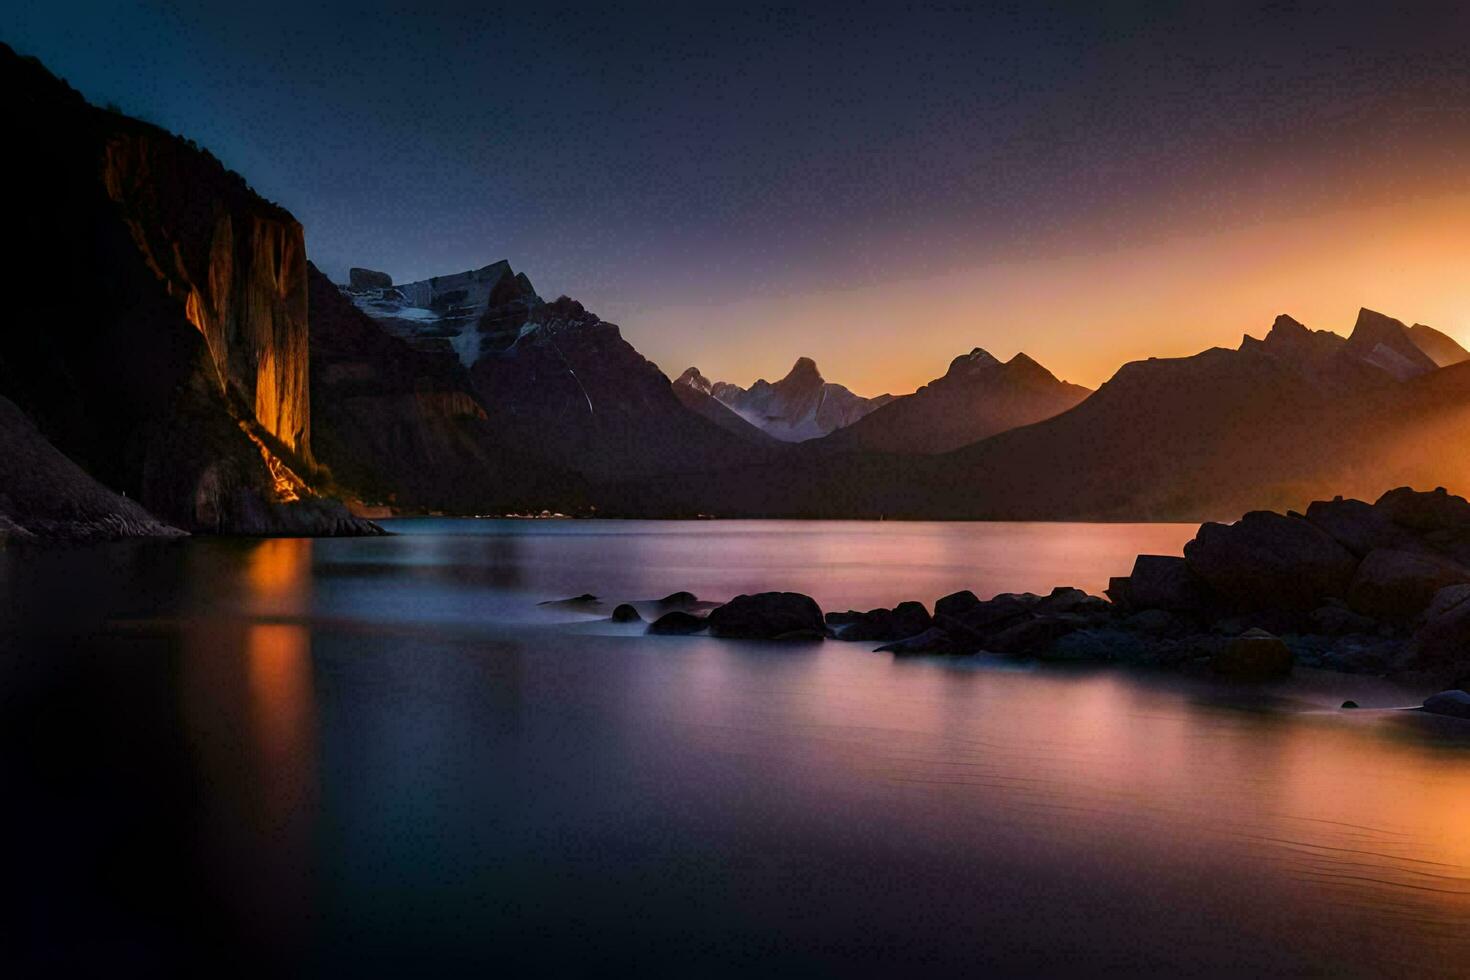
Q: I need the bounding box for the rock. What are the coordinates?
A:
[825,610,866,627]
[611,603,642,623]
[647,611,707,635]
[658,591,699,607]
[986,616,1079,654]
[1310,601,1380,636]
[1421,690,1470,719]
[1126,555,1208,611]
[1038,628,1138,663]
[1346,548,1470,623]
[1341,700,1359,709]
[1124,609,1178,635]
[1037,586,1108,616]
[1305,496,1408,557]
[349,267,393,290]
[706,592,825,640]
[1375,486,1470,532]
[937,593,1038,647]
[1105,576,1133,610]
[877,627,954,655]
[836,601,932,641]
[539,593,601,609]
[1407,584,1470,668]
[934,590,982,619]
[1184,511,1358,610]
[1211,628,1294,678]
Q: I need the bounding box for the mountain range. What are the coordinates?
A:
[6,40,1470,538]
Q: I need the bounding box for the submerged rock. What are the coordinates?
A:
[658,591,699,607]
[648,611,707,635]
[877,627,954,655]
[1211,628,1293,678]
[833,601,931,641]
[611,603,642,623]
[706,592,825,640]
[1421,689,1470,719]
[539,593,601,609]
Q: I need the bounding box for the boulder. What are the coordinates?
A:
[934,590,982,620]
[1105,576,1133,610]
[1305,496,1409,557]
[835,601,932,641]
[1124,609,1178,635]
[825,610,866,627]
[1346,548,1470,623]
[658,590,699,607]
[1211,628,1293,678]
[877,627,954,655]
[937,593,1037,647]
[1127,555,1208,611]
[1422,689,1470,719]
[1374,486,1470,532]
[985,616,1079,655]
[706,592,825,640]
[611,603,642,623]
[349,267,393,290]
[1184,511,1357,610]
[647,611,706,635]
[1309,602,1380,636]
[1407,584,1470,667]
[1036,586,1108,616]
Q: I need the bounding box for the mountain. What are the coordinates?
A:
[813,348,1091,454]
[308,263,588,513]
[671,369,781,446]
[341,260,539,365]
[1,43,377,535]
[599,308,1470,521]
[1407,323,1470,368]
[701,358,894,441]
[463,295,775,481]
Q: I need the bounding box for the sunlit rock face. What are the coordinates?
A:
[1,43,372,535]
[101,132,312,461]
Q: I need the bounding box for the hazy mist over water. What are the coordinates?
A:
[4,520,1469,975]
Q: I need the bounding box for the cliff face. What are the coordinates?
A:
[1,43,371,535]
[101,129,312,460]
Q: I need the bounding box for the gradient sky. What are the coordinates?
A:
[7,2,1470,393]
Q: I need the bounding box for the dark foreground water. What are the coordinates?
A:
[3,520,1469,977]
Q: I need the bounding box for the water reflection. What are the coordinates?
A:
[5,520,1470,975]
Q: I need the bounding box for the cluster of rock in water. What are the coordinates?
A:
[554,487,1470,721]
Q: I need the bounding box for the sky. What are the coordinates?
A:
[7,1,1470,394]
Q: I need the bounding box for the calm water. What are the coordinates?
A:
[3,520,1469,976]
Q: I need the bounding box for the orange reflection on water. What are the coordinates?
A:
[246,623,317,805]
[244,538,314,615]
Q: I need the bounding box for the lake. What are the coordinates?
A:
[3,520,1468,976]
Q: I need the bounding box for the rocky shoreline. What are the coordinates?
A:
[564,487,1470,720]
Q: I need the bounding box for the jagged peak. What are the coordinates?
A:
[778,356,824,387]
[1347,307,1438,379]
[946,347,1000,375]
[676,367,713,394]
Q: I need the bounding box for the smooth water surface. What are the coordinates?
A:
[3,520,1468,976]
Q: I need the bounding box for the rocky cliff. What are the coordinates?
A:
[1,43,374,535]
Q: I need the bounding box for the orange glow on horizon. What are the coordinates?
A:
[635,190,1470,397]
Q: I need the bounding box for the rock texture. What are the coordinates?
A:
[815,349,1090,455]
[2,44,375,536]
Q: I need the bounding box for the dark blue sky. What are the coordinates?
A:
[8,2,1470,388]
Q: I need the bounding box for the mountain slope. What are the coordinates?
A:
[1408,323,1470,367]
[814,349,1091,454]
[466,297,774,481]
[705,358,893,441]
[308,264,587,512]
[672,369,782,446]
